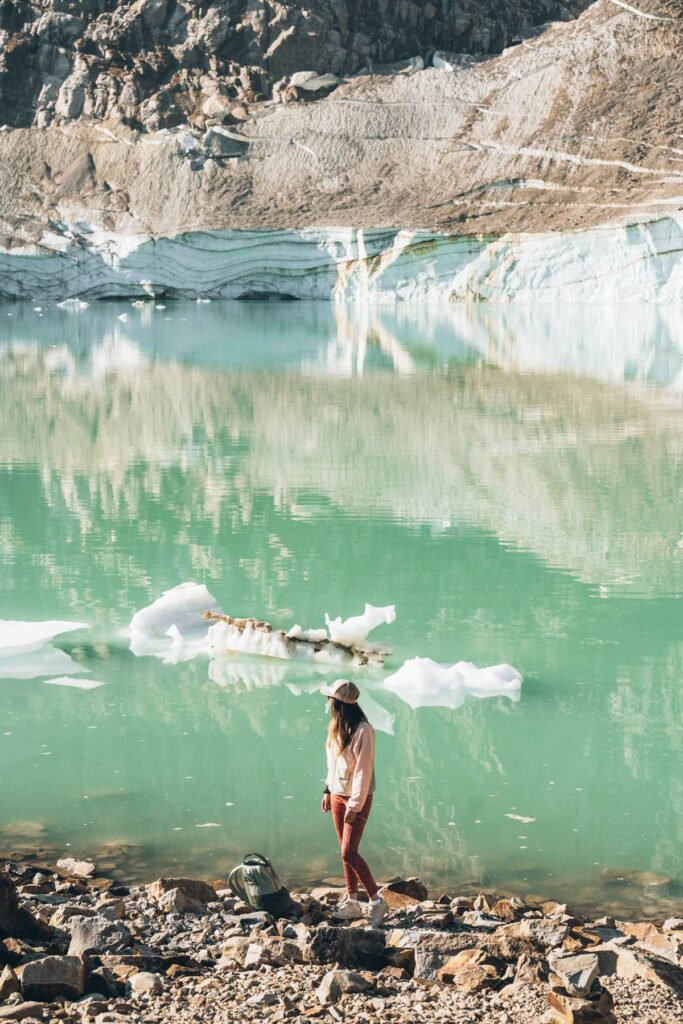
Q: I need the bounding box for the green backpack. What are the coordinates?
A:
[228,853,292,916]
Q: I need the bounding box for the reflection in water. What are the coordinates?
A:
[0,301,682,913]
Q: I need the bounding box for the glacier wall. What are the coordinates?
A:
[0,216,682,302]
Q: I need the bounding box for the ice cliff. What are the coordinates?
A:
[0,0,681,300]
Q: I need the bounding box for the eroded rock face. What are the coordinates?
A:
[0,1,591,128]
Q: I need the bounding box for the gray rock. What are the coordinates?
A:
[158,887,204,915]
[0,966,19,999]
[549,952,599,997]
[56,857,96,879]
[0,1003,47,1021]
[316,969,372,1006]
[663,918,683,931]
[129,971,163,996]
[50,903,96,928]
[148,878,216,904]
[246,991,279,1006]
[203,127,249,159]
[20,955,85,1000]
[68,916,133,956]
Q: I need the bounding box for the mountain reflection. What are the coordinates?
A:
[1,301,681,596]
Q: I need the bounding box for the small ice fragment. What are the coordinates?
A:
[155,304,166,310]
[504,813,536,824]
[57,298,89,312]
[325,603,396,647]
[44,677,106,690]
[287,624,328,643]
[117,313,128,323]
[225,802,235,807]
[195,822,220,828]
[33,306,42,312]
[196,297,211,303]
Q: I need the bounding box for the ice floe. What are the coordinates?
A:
[43,677,106,690]
[0,620,89,658]
[0,620,90,680]
[383,657,522,711]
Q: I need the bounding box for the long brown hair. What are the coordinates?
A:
[327,698,368,753]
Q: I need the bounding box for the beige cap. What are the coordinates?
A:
[320,678,360,703]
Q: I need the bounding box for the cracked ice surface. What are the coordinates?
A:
[384,657,522,711]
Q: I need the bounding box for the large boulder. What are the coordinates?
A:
[307,925,386,969]
[68,916,132,957]
[19,954,86,1000]
[548,953,600,998]
[385,878,428,902]
[147,878,216,904]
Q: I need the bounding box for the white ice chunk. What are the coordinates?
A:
[129,582,222,640]
[324,603,396,647]
[287,624,329,643]
[383,656,522,711]
[504,813,536,824]
[0,620,89,658]
[44,677,106,690]
[56,297,89,311]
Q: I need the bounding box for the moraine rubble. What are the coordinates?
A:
[1,859,681,1024]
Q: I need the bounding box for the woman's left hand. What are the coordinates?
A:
[344,809,357,826]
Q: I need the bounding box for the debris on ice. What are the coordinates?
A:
[206,610,392,666]
[383,657,522,711]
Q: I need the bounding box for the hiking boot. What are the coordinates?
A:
[366,896,389,928]
[332,898,364,921]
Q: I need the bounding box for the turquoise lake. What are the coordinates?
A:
[0,299,681,917]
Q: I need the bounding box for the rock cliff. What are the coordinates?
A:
[0,1,591,129]
[0,0,681,300]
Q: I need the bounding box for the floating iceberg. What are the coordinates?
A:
[325,604,396,647]
[129,582,222,659]
[383,657,522,711]
[0,620,89,658]
[206,609,392,667]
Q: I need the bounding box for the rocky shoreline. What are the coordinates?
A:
[0,858,681,1024]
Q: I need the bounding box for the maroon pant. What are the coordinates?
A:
[331,794,379,899]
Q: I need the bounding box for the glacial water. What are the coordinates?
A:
[0,299,682,917]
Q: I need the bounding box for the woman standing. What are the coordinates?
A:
[320,678,388,926]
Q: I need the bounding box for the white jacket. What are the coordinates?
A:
[325,720,376,812]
